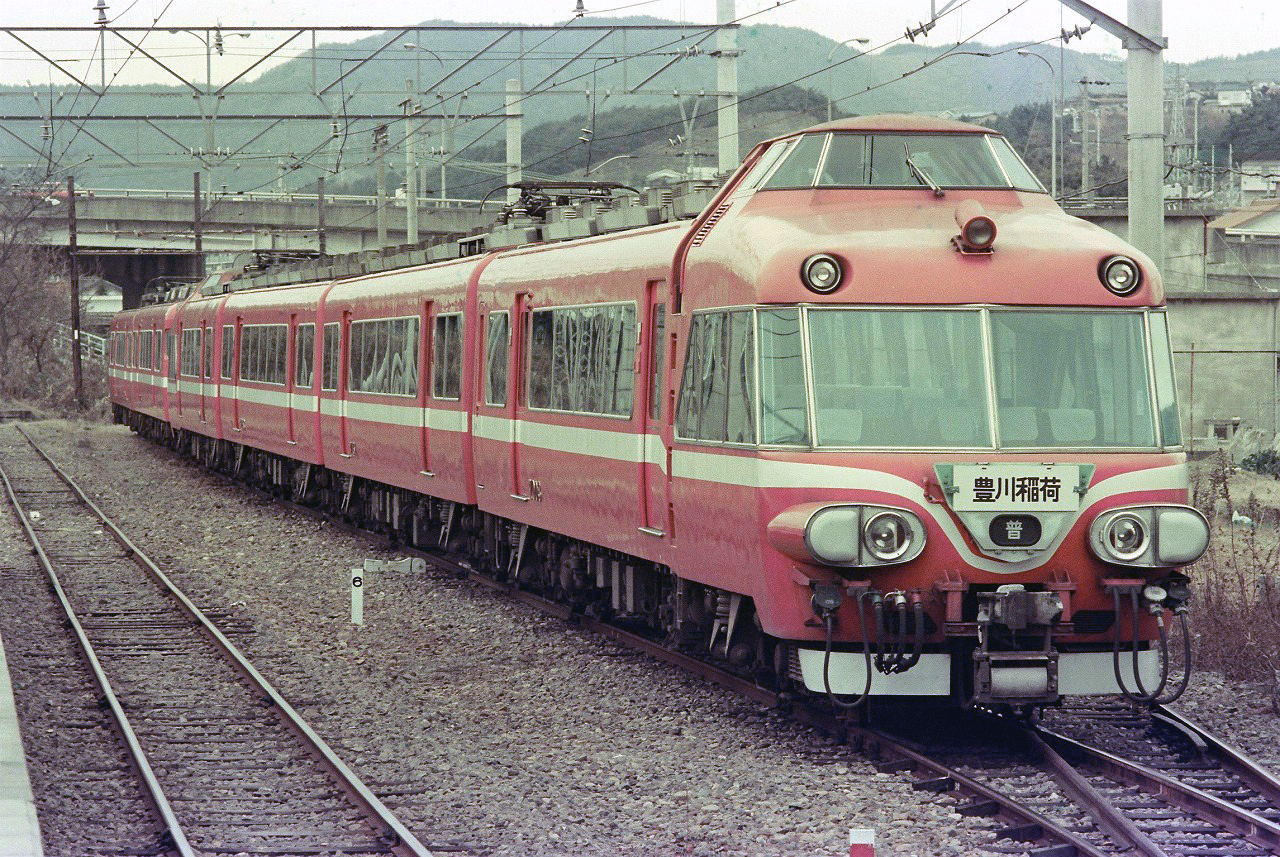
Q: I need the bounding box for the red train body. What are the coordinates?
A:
[109,116,1208,708]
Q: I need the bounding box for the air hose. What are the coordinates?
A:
[1111,586,1191,705]
[821,590,877,710]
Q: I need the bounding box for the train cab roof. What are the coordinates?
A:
[738,113,1045,196]
[773,113,997,139]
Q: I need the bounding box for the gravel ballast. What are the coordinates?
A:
[4,419,1280,856]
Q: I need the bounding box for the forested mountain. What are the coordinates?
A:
[1,16,1275,193]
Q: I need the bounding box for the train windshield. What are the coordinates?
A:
[759,132,1045,192]
[752,308,1176,449]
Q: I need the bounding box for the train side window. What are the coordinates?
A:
[527,303,635,417]
[726,311,756,443]
[349,317,418,396]
[203,326,213,378]
[166,333,177,382]
[180,328,200,378]
[221,326,234,379]
[761,133,827,189]
[676,310,755,443]
[321,323,340,391]
[528,311,552,408]
[394,318,418,396]
[735,139,794,193]
[273,325,288,384]
[432,313,463,400]
[1148,313,1182,447]
[485,311,509,406]
[757,308,810,445]
[348,320,369,392]
[294,323,315,389]
[239,327,254,382]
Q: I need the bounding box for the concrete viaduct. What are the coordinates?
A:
[32,189,494,308]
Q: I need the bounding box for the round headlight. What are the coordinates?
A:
[1099,255,1142,295]
[801,254,843,294]
[1104,513,1148,561]
[863,511,913,561]
[962,216,997,250]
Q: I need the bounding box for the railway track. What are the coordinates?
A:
[196,436,1280,857]
[12,421,1280,857]
[414,514,1280,857]
[0,425,436,857]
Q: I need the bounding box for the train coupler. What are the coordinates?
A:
[970,585,1063,706]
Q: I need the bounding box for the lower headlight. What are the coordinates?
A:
[864,511,914,561]
[1104,513,1148,561]
[789,503,925,568]
[1089,505,1209,567]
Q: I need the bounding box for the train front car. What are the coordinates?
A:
[674,115,1208,710]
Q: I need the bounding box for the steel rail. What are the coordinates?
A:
[0,438,198,857]
[111,428,1277,857]
[1158,704,1280,808]
[12,426,436,857]
[849,723,1116,857]
[1021,727,1169,857]
[1036,724,1280,853]
[441,561,1115,857]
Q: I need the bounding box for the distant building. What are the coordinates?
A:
[1241,160,1280,201]
[1168,197,1280,453]
[1206,197,1280,286]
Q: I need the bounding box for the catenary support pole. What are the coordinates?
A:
[715,0,739,174]
[317,176,327,255]
[506,79,522,205]
[405,79,418,245]
[67,176,83,409]
[1126,0,1165,269]
[193,171,204,276]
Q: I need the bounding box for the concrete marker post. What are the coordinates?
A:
[849,827,875,857]
[350,568,364,626]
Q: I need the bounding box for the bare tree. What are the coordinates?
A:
[0,168,76,406]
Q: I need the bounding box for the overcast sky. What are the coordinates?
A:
[2,0,1272,86]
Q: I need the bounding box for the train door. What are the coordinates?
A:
[338,311,354,460]
[641,281,670,535]
[201,324,212,424]
[418,300,434,475]
[286,314,299,445]
[507,292,530,500]
[174,322,185,416]
[231,318,244,434]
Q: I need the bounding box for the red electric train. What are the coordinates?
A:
[109,115,1209,710]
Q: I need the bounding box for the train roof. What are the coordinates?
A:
[771,113,998,142]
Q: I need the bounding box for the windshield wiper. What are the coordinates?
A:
[904,144,945,197]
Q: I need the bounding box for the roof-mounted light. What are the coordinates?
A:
[1099,255,1142,295]
[952,199,997,254]
[801,254,844,294]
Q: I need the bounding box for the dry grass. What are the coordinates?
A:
[1188,452,1280,692]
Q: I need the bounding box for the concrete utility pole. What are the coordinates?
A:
[374,125,388,246]
[404,79,418,245]
[1057,0,1165,268]
[1079,86,1093,202]
[1126,0,1165,269]
[506,79,522,204]
[67,176,83,409]
[193,171,204,275]
[715,0,740,173]
[317,176,327,255]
